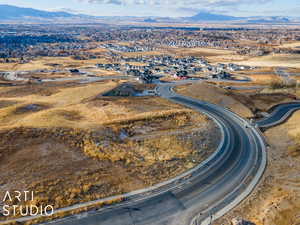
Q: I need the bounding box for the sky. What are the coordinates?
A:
[0,0,299,17]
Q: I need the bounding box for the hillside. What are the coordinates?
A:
[188,11,240,21]
[0,4,296,24]
[0,4,75,20]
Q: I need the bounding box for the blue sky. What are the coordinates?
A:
[0,0,299,17]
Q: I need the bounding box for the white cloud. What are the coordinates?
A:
[79,0,272,7]
[76,0,276,17]
[49,7,84,14]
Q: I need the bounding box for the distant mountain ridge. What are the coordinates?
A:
[0,4,75,20]
[245,16,290,23]
[0,4,296,24]
[186,11,291,23]
[189,11,241,21]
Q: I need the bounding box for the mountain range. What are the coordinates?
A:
[188,11,293,23]
[0,4,74,20]
[189,11,241,21]
[0,4,296,24]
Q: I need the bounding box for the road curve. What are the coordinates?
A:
[0,80,267,225]
[257,102,300,128]
[1,68,296,225]
[157,84,267,225]
[14,83,264,225]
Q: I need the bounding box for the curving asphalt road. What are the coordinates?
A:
[16,83,265,225]
[2,71,298,225]
[256,102,300,128]
[2,66,299,225]
[157,84,267,225]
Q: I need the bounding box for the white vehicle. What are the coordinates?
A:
[244,122,250,128]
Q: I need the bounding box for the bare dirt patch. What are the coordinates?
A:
[14,103,50,114]
[51,110,84,121]
[102,83,142,97]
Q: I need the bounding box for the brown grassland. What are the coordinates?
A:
[0,57,110,72]
[176,82,254,117]
[277,41,300,49]
[0,79,220,221]
[234,54,300,68]
[176,80,299,118]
